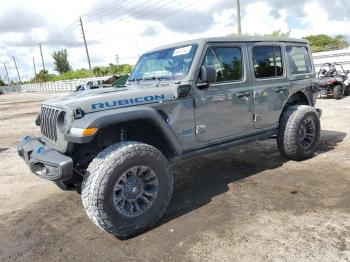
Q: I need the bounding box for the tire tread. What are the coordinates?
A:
[81,141,173,237]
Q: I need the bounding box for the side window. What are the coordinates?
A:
[286,46,312,74]
[203,47,243,82]
[253,46,283,78]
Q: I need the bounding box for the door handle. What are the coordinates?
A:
[274,87,288,93]
[236,92,251,98]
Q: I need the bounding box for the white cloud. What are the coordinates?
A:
[290,2,350,38]
[241,2,289,35]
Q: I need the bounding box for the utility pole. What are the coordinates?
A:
[236,0,242,35]
[79,17,92,70]
[3,63,10,85]
[39,43,45,71]
[12,56,22,83]
[115,54,119,66]
[33,57,37,76]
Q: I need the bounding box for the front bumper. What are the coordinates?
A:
[17,136,73,181]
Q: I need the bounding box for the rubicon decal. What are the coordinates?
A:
[91,94,166,110]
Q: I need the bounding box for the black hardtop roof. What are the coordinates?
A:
[148,36,308,53]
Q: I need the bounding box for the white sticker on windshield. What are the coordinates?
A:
[173,46,192,57]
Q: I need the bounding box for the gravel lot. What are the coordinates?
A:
[0,92,349,261]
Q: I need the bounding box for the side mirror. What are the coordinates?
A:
[177,85,191,98]
[198,65,216,89]
[346,70,349,74]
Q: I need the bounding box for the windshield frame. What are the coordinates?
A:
[128,44,200,83]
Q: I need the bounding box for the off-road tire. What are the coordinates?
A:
[344,85,350,96]
[333,85,343,99]
[81,142,173,238]
[277,105,320,161]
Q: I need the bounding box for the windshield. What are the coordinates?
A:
[129,44,198,81]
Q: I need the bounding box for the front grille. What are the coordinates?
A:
[41,106,59,142]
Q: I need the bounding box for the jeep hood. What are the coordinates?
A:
[43,84,178,114]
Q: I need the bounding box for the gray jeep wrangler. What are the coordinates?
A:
[18,37,321,238]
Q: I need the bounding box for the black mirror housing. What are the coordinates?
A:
[177,85,191,98]
[200,65,217,83]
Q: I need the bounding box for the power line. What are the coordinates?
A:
[85,0,169,25]
[37,0,201,71]
[153,0,202,21]
[48,0,186,45]
[91,0,178,41]
[55,32,81,45]
[51,20,79,39]
[82,0,130,22]
[50,28,80,44]
[44,19,81,47]
[82,0,125,19]
[93,0,200,42]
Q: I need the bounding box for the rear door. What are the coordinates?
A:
[194,43,253,143]
[249,43,290,129]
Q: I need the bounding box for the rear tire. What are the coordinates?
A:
[344,85,350,96]
[333,85,343,99]
[277,105,320,161]
[81,142,173,238]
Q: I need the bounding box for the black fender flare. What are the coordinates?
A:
[285,88,313,107]
[65,106,183,156]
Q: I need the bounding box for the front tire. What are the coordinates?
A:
[277,105,320,161]
[81,142,173,238]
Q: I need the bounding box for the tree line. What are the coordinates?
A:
[268,31,349,52]
[30,49,133,83]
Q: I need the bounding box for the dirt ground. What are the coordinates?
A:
[0,92,349,262]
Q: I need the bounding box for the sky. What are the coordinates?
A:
[0,0,349,82]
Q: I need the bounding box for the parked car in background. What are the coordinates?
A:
[75,80,103,91]
[75,76,130,92]
[0,89,4,95]
[316,62,350,99]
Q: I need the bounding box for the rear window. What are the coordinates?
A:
[253,46,283,78]
[286,46,312,74]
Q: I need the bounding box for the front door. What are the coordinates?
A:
[194,43,253,143]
